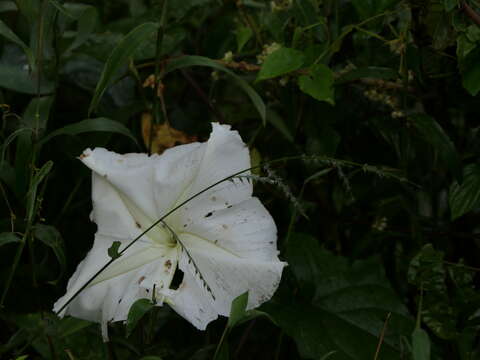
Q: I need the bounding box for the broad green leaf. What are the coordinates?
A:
[0,20,34,68]
[0,64,54,94]
[449,164,480,220]
[1,128,34,163]
[0,1,17,12]
[48,0,75,18]
[33,224,66,283]
[257,47,304,81]
[459,46,480,96]
[165,55,266,124]
[236,26,253,52]
[22,95,55,136]
[57,317,93,339]
[0,161,15,191]
[0,232,22,247]
[126,299,155,337]
[227,292,248,328]
[444,0,457,12]
[107,241,122,260]
[89,22,159,114]
[298,63,334,104]
[39,117,137,145]
[268,233,414,360]
[66,6,98,53]
[412,328,431,360]
[410,114,461,181]
[15,0,39,23]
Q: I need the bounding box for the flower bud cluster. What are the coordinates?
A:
[335,63,357,79]
[372,216,388,231]
[363,88,405,118]
[257,42,281,64]
[270,0,293,11]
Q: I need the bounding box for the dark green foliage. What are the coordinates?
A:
[1,0,480,359]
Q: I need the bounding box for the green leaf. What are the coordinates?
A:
[298,63,334,104]
[48,0,75,18]
[0,20,35,68]
[227,292,248,328]
[235,26,253,52]
[89,22,159,114]
[410,114,461,181]
[257,47,304,81]
[0,1,17,13]
[0,64,54,94]
[412,328,431,360]
[449,164,480,220]
[66,6,98,53]
[266,233,414,360]
[126,299,155,337]
[107,241,122,260]
[459,46,480,96]
[33,224,66,284]
[165,55,266,124]
[26,161,53,223]
[408,244,458,340]
[0,232,22,247]
[39,117,138,146]
[444,0,457,12]
[215,341,229,360]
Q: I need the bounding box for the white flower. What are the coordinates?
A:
[53,123,286,340]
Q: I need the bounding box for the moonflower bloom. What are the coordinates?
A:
[53,123,286,340]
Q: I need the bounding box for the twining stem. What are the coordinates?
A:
[149,0,168,155]
[55,154,412,315]
[373,312,391,360]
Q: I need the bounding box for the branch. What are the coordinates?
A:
[463,1,480,26]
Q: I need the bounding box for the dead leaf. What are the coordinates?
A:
[141,113,197,154]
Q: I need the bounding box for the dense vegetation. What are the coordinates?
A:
[1,0,480,359]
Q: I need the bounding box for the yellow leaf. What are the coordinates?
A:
[141,113,197,154]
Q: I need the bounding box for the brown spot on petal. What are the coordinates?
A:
[222,224,228,230]
[79,153,89,159]
[165,260,172,270]
[135,221,141,228]
[138,276,145,284]
[211,196,216,201]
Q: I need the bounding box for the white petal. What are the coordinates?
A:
[80,148,161,221]
[172,232,286,320]
[170,123,252,227]
[53,235,178,341]
[179,198,279,261]
[165,258,218,330]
